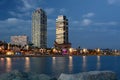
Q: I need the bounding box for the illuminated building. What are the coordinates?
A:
[54,15,71,48]
[32,8,47,48]
[11,35,28,46]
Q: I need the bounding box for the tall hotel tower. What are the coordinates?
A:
[32,8,47,48]
[54,15,71,48]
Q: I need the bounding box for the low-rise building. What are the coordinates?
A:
[11,35,28,47]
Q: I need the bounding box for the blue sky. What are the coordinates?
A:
[0,0,120,49]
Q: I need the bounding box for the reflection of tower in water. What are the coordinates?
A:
[96,56,101,70]
[0,58,5,69]
[52,57,56,74]
[52,57,56,65]
[6,58,12,72]
[82,56,87,72]
[69,56,73,73]
[25,57,30,72]
[0,58,4,65]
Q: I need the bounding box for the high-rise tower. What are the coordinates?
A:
[54,15,71,48]
[32,8,47,48]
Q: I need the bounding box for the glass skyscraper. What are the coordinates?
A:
[32,8,47,48]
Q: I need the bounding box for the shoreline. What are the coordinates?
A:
[0,54,118,58]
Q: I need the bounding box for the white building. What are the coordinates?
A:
[54,15,71,48]
[11,35,28,46]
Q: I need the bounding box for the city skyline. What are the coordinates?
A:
[0,0,120,49]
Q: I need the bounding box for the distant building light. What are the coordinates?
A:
[96,48,100,52]
[6,51,14,55]
[69,48,73,53]
[83,48,87,53]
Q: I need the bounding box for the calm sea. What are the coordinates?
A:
[0,56,120,78]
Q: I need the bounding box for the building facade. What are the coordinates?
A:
[54,15,71,48]
[32,8,47,48]
[11,35,28,46]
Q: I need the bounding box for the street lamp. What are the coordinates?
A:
[83,48,87,53]
[53,48,57,54]
[69,48,73,55]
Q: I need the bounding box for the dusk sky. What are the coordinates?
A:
[0,0,120,49]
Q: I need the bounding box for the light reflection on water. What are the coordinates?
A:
[0,58,4,65]
[6,58,12,72]
[96,56,101,70]
[68,56,73,73]
[24,57,30,72]
[52,57,56,65]
[82,56,87,72]
[0,56,120,78]
[0,58,5,70]
[52,56,56,76]
[1,58,4,61]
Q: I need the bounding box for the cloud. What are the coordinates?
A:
[21,0,32,9]
[81,19,93,26]
[94,21,118,26]
[76,18,119,34]
[9,0,47,19]
[17,0,32,12]
[45,8,55,15]
[5,18,31,25]
[80,18,118,27]
[83,12,95,18]
[71,20,80,27]
[59,8,67,14]
[48,19,55,24]
[18,0,43,12]
[9,0,43,18]
[0,18,31,41]
[9,11,31,18]
[107,0,120,4]
[72,21,79,24]
[9,0,42,19]
[80,13,95,26]
[6,18,20,25]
